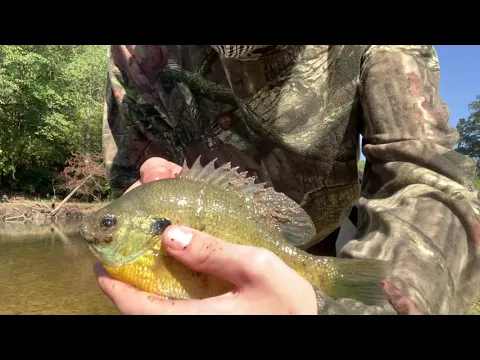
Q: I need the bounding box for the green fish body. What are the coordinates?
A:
[79,157,392,305]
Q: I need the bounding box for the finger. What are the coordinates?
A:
[139,157,182,182]
[124,179,143,194]
[124,171,170,194]
[382,280,423,315]
[124,157,182,194]
[94,263,239,315]
[94,262,175,314]
[162,226,270,288]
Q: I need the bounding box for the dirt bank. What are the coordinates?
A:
[0,202,106,221]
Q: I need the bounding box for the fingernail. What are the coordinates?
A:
[167,227,192,250]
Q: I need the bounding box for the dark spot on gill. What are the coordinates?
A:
[150,218,172,235]
[199,224,206,231]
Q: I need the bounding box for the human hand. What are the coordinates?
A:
[94,156,318,315]
[94,225,318,315]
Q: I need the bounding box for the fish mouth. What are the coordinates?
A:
[78,223,155,268]
[78,223,119,267]
[78,223,95,243]
[78,223,90,240]
[78,223,103,245]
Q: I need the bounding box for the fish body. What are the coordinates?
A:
[80,157,392,305]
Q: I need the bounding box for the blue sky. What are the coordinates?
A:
[436,45,480,128]
[360,45,480,161]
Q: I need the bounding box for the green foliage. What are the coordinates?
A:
[358,160,365,172]
[455,94,480,194]
[473,175,480,194]
[8,167,56,195]
[0,45,108,196]
[456,95,480,170]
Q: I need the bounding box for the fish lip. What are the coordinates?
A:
[77,221,123,267]
[78,223,94,242]
[78,223,86,233]
[78,223,88,239]
[78,223,105,254]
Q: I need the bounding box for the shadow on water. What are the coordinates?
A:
[0,219,119,315]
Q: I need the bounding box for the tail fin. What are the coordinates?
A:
[322,258,393,306]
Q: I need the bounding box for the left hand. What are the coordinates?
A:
[94,225,318,315]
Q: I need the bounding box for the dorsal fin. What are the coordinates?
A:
[177,156,317,247]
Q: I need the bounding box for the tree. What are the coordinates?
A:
[456,95,480,170]
[55,152,110,202]
[0,45,108,195]
[456,94,480,193]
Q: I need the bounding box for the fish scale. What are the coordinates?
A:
[79,157,392,305]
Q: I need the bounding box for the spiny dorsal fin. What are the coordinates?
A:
[177,156,316,247]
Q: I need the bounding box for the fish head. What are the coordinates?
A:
[79,202,169,267]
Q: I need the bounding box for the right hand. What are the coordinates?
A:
[124,157,182,193]
[97,156,318,315]
[95,225,318,315]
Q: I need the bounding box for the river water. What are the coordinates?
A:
[0,220,119,315]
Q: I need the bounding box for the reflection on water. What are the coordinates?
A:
[0,220,119,315]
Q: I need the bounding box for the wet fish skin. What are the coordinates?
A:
[80,157,392,305]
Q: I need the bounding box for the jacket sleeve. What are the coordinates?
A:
[314,45,480,315]
[102,45,182,196]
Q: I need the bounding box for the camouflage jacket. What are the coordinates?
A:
[103,45,480,315]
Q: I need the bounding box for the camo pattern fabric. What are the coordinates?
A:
[102,45,480,315]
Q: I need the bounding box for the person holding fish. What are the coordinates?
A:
[82,45,480,315]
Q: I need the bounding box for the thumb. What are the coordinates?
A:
[162,226,260,288]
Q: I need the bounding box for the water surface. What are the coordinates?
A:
[0,220,119,315]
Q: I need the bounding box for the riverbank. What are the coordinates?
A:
[0,200,107,222]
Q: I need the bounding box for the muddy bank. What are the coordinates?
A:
[0,202,107,222]
[0,215,93,237]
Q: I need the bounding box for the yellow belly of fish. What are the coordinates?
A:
[103,244,234,300]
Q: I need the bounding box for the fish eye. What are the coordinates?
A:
[100,215,116,228]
